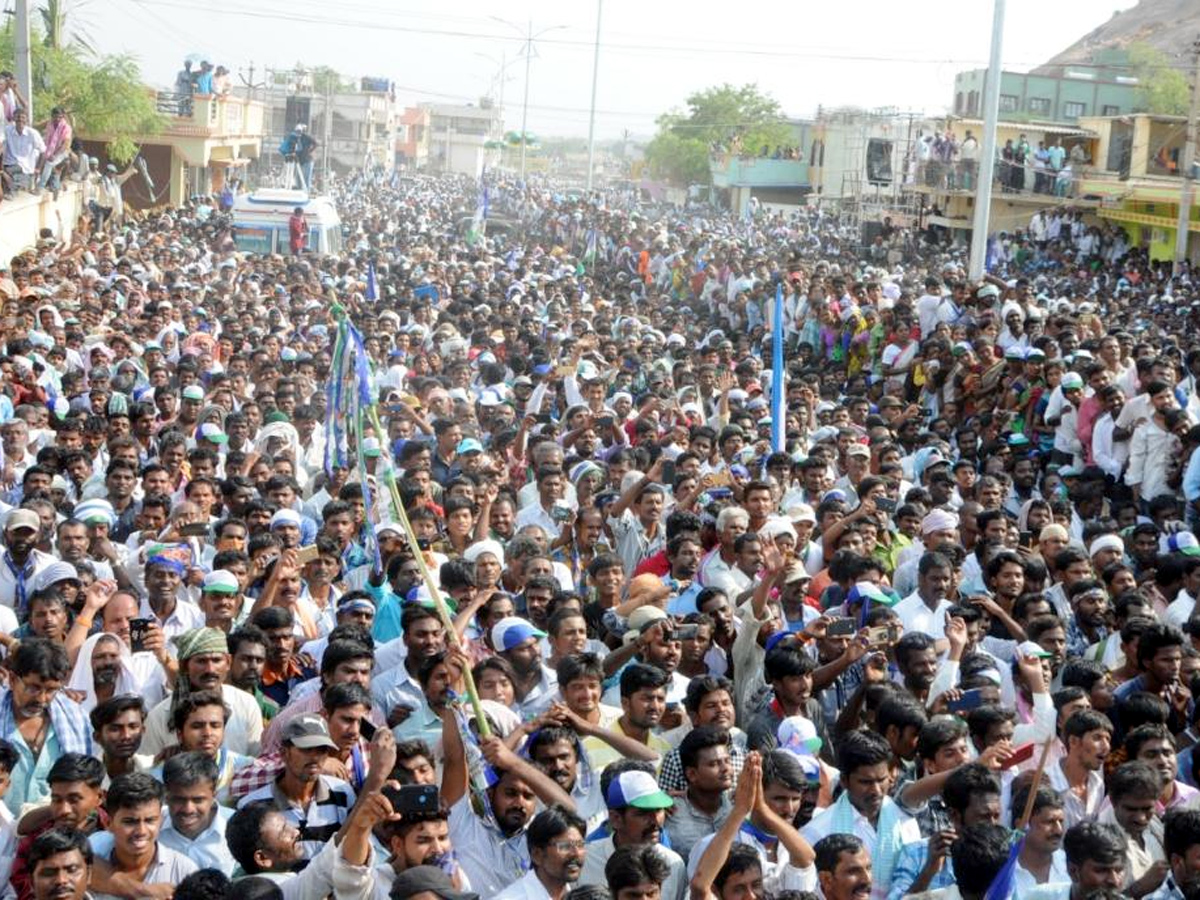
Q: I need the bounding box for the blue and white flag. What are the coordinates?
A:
[467,186,489,246]
[365,261,378,302]
[770,282,785,452]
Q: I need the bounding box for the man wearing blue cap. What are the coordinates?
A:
[493,616,558,719]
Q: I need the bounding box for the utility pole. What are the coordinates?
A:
[520,18,533,181]
[14,0,31,121]
[585,0,603,192]
[968,0,1005,280]
[322,75,333,189]
[1174,36,1200,274]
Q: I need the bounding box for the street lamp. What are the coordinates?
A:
[491,16,568,180]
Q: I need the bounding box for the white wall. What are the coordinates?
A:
[0,183,84,264]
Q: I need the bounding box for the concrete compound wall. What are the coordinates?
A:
[0,182,84,264]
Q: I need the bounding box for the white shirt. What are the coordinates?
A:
[893,592,953,640]
[688,826,818,895]
[2,123,44,174]
[448,793,530,898]
[1092,412,1128,480]
[1046,758,1105,829]
[581,836,687,900]
[0,548,55,612]
[801,799,921,900]
[515,502,561,539]
[494,869,554,900]
[139,595,207,649]
[158,805,237,876]
[1013,850,1069,899]
[140,683,264,758]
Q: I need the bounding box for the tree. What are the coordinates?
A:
[0,27,162,163]
[1129,42,1189,116]
[644,83,792,185]
[38,0,95,54]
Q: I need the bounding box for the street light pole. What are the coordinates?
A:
[585,0,603,192]
[520,18,532,181]
[968,0,1005,280]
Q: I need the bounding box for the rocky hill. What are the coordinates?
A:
[1036,0,1200,72]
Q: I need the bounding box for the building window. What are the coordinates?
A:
[956,92,964,114]
[1027,97,1050,116]
[999,94,1019,113]
[1063,101,1086,118]
[1102,104,1120,116]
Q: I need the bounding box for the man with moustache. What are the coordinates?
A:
[0,638,91,815]
[496,806,588,900]
[580,762,686,899]
[27,828,94,900]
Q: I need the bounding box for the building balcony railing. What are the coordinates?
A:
[709,153,809,188]
[154,91,265,139]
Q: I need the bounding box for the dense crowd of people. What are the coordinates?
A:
[0,161,1196,900]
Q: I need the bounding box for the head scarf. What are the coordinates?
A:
[171,626,229,711]
[67,632,138,713]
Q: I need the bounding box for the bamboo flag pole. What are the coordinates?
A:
[1016,737,1055,829]
[364,402,492,738]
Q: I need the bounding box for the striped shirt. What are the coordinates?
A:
[239,774,356,861]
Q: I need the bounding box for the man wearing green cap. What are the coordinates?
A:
[139,627,263,759]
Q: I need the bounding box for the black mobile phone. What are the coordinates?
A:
[393,784,440,815]
[597,415,614,428]
[535,413,552,425]
[874,497,897,514]
[948,688,989,713]
[359,716,376,741]
[178,522,209,537]
[660,460,676,484]
[129,618,151,653]
[827,617,857,637]
[675,624,700,641]
[1019,530,1035,548]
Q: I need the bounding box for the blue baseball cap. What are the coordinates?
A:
[457,438,484,455]
[490,616,546,652]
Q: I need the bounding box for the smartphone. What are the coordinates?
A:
[295,544,320,565]
[555,365,575,379]
[359,716,376,741]
[178,522,209,537]
[874,497,897,514]
[393,784,440,815]
[999,742,1037,770]
[1019,530,1035,548]
[129,617,151,653]
[866,625,895,645]
[948,688,989,713]
[550,503,573,523]
[597,415,614,428]
[827,618,857,637]
[675,624,700,641]
[660,460,676,484]
[535,413,553,425]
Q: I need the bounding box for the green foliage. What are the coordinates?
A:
[645,83,791,185]
[0,17,161,163]
[38,0,95,54]
[1129,42,1189,115]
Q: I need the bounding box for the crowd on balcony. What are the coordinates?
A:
[710,134,803,160]
[173,58,233,116]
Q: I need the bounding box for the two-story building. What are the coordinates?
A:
[953,49,1140,123]
[80,91,265,209]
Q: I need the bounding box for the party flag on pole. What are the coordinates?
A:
[365,262,377,302]
[770,282,785,452]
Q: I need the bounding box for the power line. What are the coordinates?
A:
[137,0,1200,73]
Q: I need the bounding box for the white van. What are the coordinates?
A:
[231,189,343,255]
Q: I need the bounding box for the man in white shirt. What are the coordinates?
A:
[2,108,44,192]
[495,806,588,900]
[915,277,946,338]
[893,551,954,645]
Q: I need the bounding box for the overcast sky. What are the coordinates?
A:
[95,0,1140,139]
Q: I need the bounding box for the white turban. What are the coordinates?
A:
[921,509,959,536]
[463,539,505,569]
